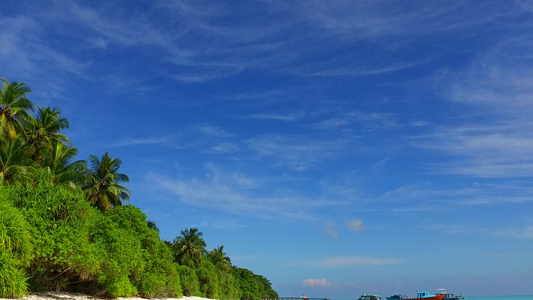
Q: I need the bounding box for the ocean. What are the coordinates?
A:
[466,297,533,300]
[334,297,533,300]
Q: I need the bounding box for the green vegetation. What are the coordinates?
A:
[0,78,278,299]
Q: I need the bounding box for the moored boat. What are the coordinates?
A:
[436,289,465,300]
[402,291,445,300]
[386,295,408,300]
[358,294,381,300]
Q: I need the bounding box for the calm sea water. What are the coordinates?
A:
[467,297,533,300]
[334,297,533,300]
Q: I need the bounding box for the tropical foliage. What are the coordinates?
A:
[0,197,32,298]
[25,106,70,165]
[0,79,34,139]
[0,78,278,299]
[0,135,36,185]
[84,152,131,212]
[172,227,207,268]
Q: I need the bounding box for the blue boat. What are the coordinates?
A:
[403,291,444,300]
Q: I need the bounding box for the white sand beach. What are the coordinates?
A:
[2,292,217,300]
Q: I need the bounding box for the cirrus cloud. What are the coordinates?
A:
[316,256,401,267]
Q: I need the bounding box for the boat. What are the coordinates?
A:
[386,295,408,300]
[402,291,445,300]
[358,294,381,300]
[436,289,465,300]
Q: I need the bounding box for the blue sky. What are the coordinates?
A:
[2,0,533,298]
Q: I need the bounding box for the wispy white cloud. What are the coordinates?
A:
[348,111,398,129]
[112,136,171,147]
[449,38,533,113]
[410,121,428,127]
[52,0,179,49]
[314,118,351,130]
[495,226,533,239]
[311,110,399,133]
[244,113,306,122]
[196,124,234,138]
[381,182,533,209]
[144,164,337,221]
[0,14,87,85]
[247,135,347,171]
[200,219,249,230]
[429,223,533,241]
[417,29,533,178]
[6,0,515,86]
[315,256,401,267]
[413,123,533,178]
[274,1,509,77]
[209,143,240,154]
[292,1,505,39]
[301,59,432,77]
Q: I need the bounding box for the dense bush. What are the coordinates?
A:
[0,174,184,298]
[138,236,182,298]
[177,265,201,296]
[198,260,220,299]
[93,205,182,298]
[13,173,102,292]
[233,267,278,300]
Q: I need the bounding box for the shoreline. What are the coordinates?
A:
[1,292,218,300]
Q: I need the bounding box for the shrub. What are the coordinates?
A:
[138,239,182,298]
[177,265,200,296]
[0,195,32,298]
[0,251,29,298]
[15,175,102,292]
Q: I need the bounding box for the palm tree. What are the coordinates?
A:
[206,245,232,272]
[0,79,34,139]
[25,106,70,165]
[147,220,160,233]
[172,228,207,267]
[84,152,130,212]
[41,141,86,187]
[0,135,36,186]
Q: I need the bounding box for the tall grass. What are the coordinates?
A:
[0,199,32,298]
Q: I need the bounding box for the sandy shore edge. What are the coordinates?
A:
[1,292,217,300]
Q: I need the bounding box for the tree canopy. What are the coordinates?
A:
[84,152,131,212]
[0,79,34,139]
